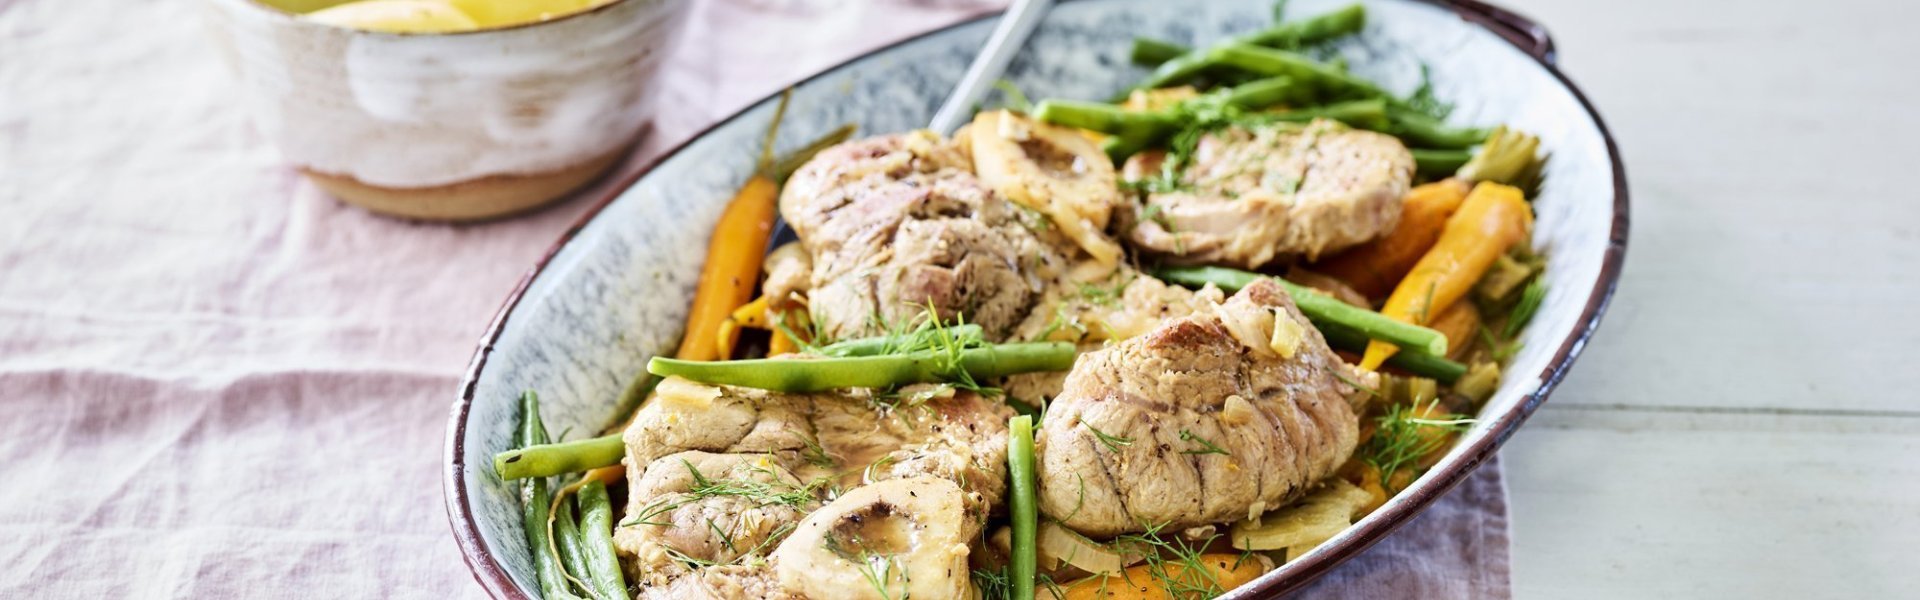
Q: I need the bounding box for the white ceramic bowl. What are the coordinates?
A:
[444,0,1628,596]
[202,0,691,220]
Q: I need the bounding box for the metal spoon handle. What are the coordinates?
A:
[926,0,1055,135]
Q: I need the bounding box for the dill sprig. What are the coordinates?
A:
[739,522,796,564]
[1033,304,1090,342]
[1330,368,1380,398]
[1503,278,1547,338]
[826,531,911,600]
[1084,422,1133,453]
[632,461,814,569]
[993,79,1034,114]
[1059,473,1089,523]
[919,304,1003,399]
[1406,64,1455,120]
[624,459,820,531]
[1076,273,1133,307]
[1476,326,1523,363]
[1112,523,1227,598]
[664,546,718,568]
[705,517,738,554]
[1011,202,1053,232]
[799,435,836,469]
[972,566,1012,600]
[815,305,1004,400]
[1362,399,1475,492]
[771,308,832,356]
[860,454,899,486]
[1178,430,1231,456]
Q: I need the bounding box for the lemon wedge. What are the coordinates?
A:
[450,0,610,28]
[306,0,480,33]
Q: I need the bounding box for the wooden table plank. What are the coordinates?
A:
[1488,1,1920,594]
[1504,407,1920,597]
[1497,0,1920,413]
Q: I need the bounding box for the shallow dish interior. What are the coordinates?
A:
[447,0,1623,596]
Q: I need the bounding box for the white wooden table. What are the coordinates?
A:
[1495,0,1920,596]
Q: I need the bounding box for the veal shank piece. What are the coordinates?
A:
[1128,118,1415,268]
[778,131,1065,342]
[615,379,1014,590]
[1035,278,1364,537]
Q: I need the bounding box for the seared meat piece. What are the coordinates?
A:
[618,452,820,583]
[640,564,796,600]
[622,380,1014,508]
[808,386,1015,513]
[1002,267,1226,408]
[621,379,815,471]
[1128,119,1414,268]
[1011,267,1221,344]
[969,110,1127,266]
[761,241,812,311]
[617,379,1015,589]
[1035,278,1363,537]
[772,477,979,600]
[779,132,1065,341]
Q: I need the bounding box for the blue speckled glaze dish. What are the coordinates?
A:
[444,0,1628,597]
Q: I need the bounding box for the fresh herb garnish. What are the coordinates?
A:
[1084,423,1134,453]
[771,307,831,356]
[1502,278,1547,338]
[1330,368,1380,398]
[1112,522,1227,598]
[1361,399,1474,492]
[972,566,1012,600]
[706,517,738,554]
[993,79,1034,114]
[1076,273,1133,307]
[625,459,820,534]
[827,531,910,600]
[1405,63,1454,120]
[1477,326,1523,363]
[664,546,718,568]
[1178,429,1230,456]
[799,434,836,469]
[1414,280,1439,324]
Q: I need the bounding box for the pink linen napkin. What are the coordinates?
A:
[0,0,1510,597]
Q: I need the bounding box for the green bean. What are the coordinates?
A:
[1033,100,1180,140]
[1046,77,1311,161]
[553,499,593,597]
[648,342,1078,393]
[1155,266,1447,356]
[1241,3,1367,49]
[516,392,581,600]
[1315,322,1466,382]
[1269,98,1391,130]
[1411,148,1474,179]
[1124,4,1366,92]
[1387,107,1489,149]
[816,324,985,357]
[1130,37,1190,66]
[495,435,624,481]
[1125,51,1222,99]
[1101,133,1157,163]
[1219,76,1314,111]
[1007,415,1038,600]
[1210,43,1392,102]
[576,481,630,600]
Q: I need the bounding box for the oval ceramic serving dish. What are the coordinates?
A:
[444,0,1629,597]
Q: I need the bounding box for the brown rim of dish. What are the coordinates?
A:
[442,1,1630,597]
[221,0,639,37]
